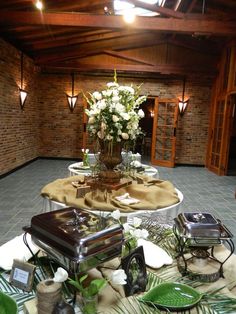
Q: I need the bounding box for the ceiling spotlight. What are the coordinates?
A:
[123,10,136,23]
[104,6,110,15]
[35,0,43,10]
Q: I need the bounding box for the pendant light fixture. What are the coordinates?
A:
[19,52,28,109]
[178,76,189,116]
[67,73,78,112]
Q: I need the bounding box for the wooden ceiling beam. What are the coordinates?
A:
[0,11,235,36]
[35,33,166,63]
[28,30,141,50]
[103,50,155,65]
[16,27,81,40]
[42,62,217,76]
[46,0,113,12]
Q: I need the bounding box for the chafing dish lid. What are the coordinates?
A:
[174,212,233,239]
[25,207,124,259]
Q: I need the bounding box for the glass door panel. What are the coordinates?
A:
[151,98,178,167]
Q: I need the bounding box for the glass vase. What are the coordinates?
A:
[122,236,138,257]
[79,295,98,314]
[83,153,89,167]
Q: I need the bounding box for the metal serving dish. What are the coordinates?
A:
[24,207,124,273]
[174,212,233,245]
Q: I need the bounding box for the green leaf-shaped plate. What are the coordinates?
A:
[0,291,18,314]
[139,282,202,311]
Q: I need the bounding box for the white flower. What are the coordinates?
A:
[93,91,102,100]
[81,148,89,153]
[123,222,131,233]
[112,96,120,103]
[110,269,127,285]
[53,267,68,283]
[138,109,145,118]
[106,134,113,140]
[130,228,149,239]
[121,133,129,140]
[140,228,149,239]
[118,86,134,94]
[112,115,119,123]
[97,99,106,110]
[85,77,147,143]
[107,82,119,88]
[111,209,121,220]
[133,217,142,228]
[120,112,130,120]
[116,103,125,112]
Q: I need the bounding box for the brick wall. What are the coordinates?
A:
[0,37,213,175]
[38,74,212,165]
[0,39,39,175]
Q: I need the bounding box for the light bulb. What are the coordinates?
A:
[35,0,43,10]
[123,10,136,23]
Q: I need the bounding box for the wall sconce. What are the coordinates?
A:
[178,77,189,116]
[150,110,154,117]
[19,52,28,109]
[67,73,78,112]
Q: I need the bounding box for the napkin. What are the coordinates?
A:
[115,193,140,205]
[138,238,173,269]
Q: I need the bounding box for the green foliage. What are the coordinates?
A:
[68,274,107,298]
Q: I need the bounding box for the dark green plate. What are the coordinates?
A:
[0,291,18,314]
[139,282,202,311]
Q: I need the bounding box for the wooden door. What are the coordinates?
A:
[207,95,234,175]
[151,98,178,167]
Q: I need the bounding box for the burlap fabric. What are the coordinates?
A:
[41,175,180,213]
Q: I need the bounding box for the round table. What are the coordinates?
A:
[42,187,183,221]
[68,162,159,178]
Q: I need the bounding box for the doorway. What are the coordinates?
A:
[227,94,236,175]
[135,97,155,161]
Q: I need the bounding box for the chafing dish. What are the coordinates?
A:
[173,212,234,282]
[174,212,233,246]
[24,207,124,273]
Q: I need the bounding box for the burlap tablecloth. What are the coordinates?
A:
[93,245,236,313]
[41,175,180,213]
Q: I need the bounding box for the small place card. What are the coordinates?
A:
[10,259,36,292]
[76,186,91,198]
[136,177,144,184]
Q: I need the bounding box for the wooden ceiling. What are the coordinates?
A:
[0,0,235,78]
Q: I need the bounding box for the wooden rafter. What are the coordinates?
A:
[27,30,142,51]
[41,62,217,76]
[34,33,166,63]
[103,50,155,65]
[0,11,235,36]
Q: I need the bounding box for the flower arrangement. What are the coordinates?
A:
[68,269,127,314]
[84,73,146,146]
[110,209,149,255]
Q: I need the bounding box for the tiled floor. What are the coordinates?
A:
[0,158,236,246]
